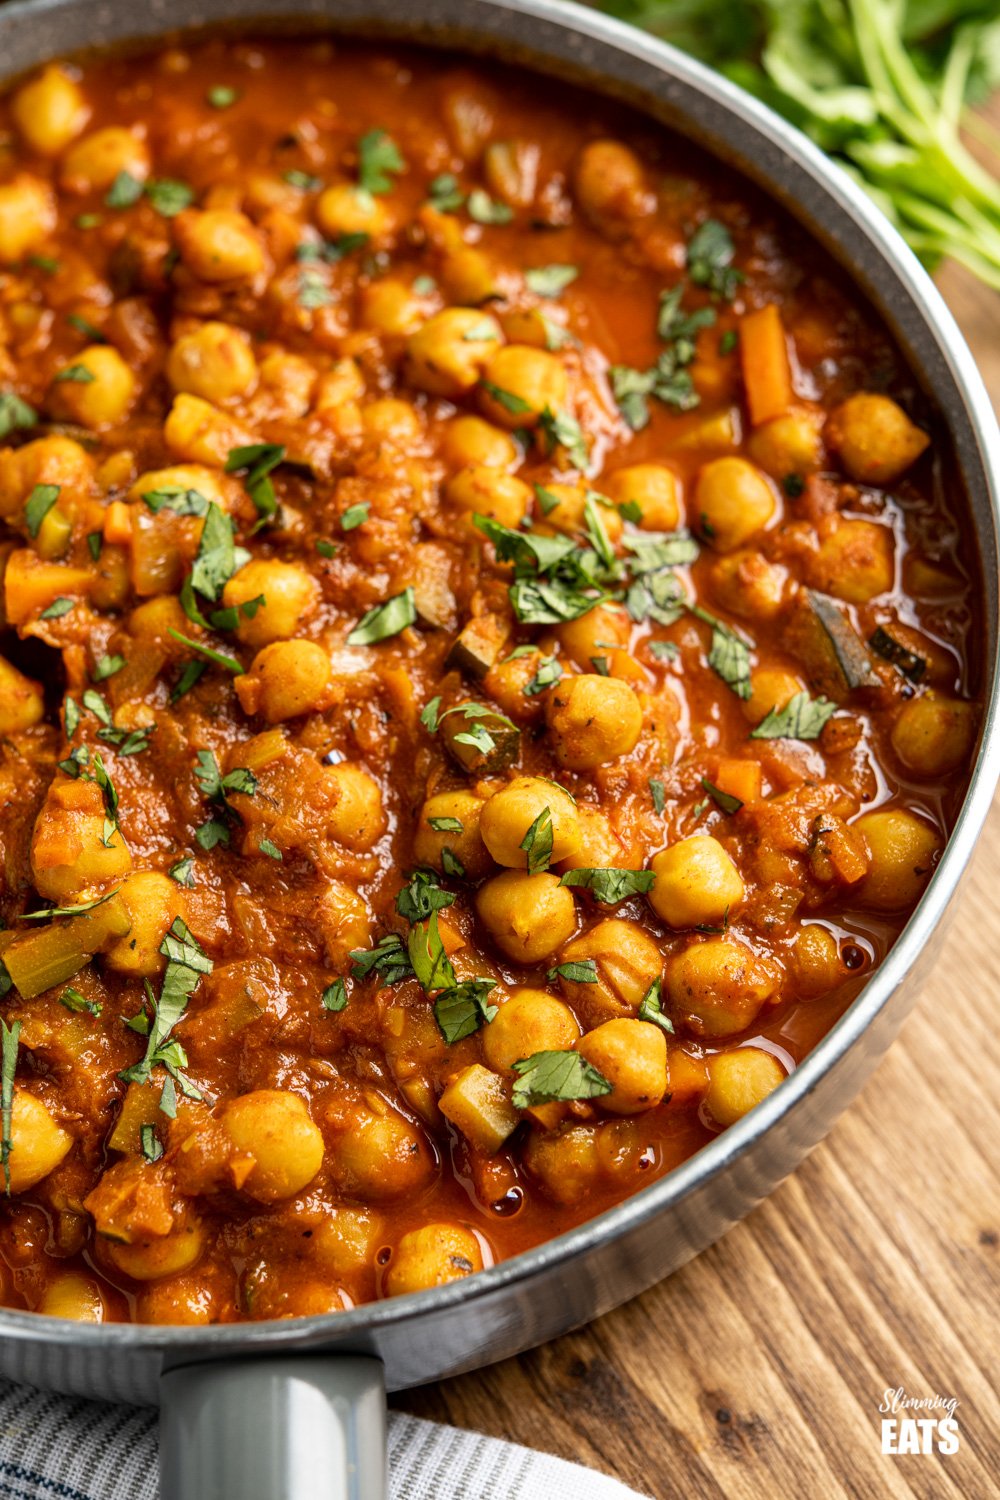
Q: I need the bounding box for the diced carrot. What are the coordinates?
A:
[713,757,763,806]
[740,304,793,426]
[103,499,133,546]
[665,1047,709,1104]
[607,648,650,685]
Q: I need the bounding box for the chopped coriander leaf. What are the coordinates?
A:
[719,329,738,355]
[511,1050,612,1109]
[525,263,578,297]
[686,219,743,300]
[142,486,210,516]
[346,587,416,646]
[396,870,455,923]
[297,268,333,309]
[560,868,655,903]
[119,919,212,1095]
[520,806,554,874]
[700,777,743,815]
[171,659,207,702]
[0,392,37,439]
[92,653,126,681]
[467,188,513,224]
[322,979,347,1012]
[480,381,533,416]
[429,816,463,833]
[534,484,561,517]
[24,483,60,538]
[539,406,589,471]
[296,232,369,263]
[407,912,456,994]
[75,213,101,230]
[28,254,59,274]
[637,978,674,1034]
[591,655,610,675]
[316,538,337,559]
[87,531,103,561]
[189,501,246,601]
[350,933,413,986]
[525,655,562,696]
[105,170,144,208]
[357,128,406,195]
[59,986,102,1017]
[18,888,121,921]
[657,284,717,346]
[140,1124,163,1163]
[1,1019,21,1194]
[783,472,805,498]
[649,778,667,814]
[64,697,80,738]
[258,838,282,860]
[66,312,106,341]
[750,691,837,741]
[53,364,95,383]
[547,959,599,985]
[283,169,322,191]
[39,597,74,620]
[412,274,436,295]
[434,979,499,1044]
[340,502,370,530]
[207,85,239,107]
[195,817,230,850]
[224,442,285,526]
[440,847,464,878]
[146,179,195,217]
[167,629,244,675]
[81,688,111,727]
[427,173,465,212]
[610,364,654,431]
[618,499,643,524]
[169,858,196,888]
[690,605,753,700]
[624,532,699,574]
[462,320,500,342]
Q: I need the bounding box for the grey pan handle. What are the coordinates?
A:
[159,1355,387,1500]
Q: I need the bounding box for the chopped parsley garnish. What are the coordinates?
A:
[357,128,405,195]
[750,691,837,741]
[560,867,655,903]
[686,219,742,300]
[474,514,612,626]
[24,483,59,538]
[186,505,246,608]
[142,486,211,516]
[525,263,578,297]
[511,1050,612,1109]
[140,1124,163,1163]
[171,659,207,702]
[719,329,738,355]
[637,977,674,1034]
[1,1019,21,1194]
[700,777,743,815]
[316,538,337,559]
[783,472,806,498]
[347,587,416,646]
[322,979,347,1012]
[420,698,517,764]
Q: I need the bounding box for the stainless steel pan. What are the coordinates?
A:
[0,2,998,1496]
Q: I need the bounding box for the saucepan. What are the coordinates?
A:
[0,1,997,1497]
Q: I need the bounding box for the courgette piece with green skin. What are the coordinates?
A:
[444,614,509,679]
[785,588,880,701]
[0,894,131,998]
[441,704,521,775]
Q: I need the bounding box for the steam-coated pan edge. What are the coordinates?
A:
[0,0,997,1385]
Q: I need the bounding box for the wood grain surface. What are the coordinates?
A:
[395,231,1000,1499]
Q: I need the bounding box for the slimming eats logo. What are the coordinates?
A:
[879,1387,960,1455]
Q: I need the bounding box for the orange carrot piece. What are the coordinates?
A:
[713,757,763,807]
[103,499,133,546]
[740,304,793,426]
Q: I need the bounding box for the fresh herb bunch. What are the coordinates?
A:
[601,0,1000,288]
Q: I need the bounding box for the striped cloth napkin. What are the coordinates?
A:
[0,1376,652,1499]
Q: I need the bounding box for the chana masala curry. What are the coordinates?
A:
[0,36,981,1325]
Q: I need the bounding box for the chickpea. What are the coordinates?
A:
[60,126,148,193]
[482,988,580,1073]
[475,870,577,963]
[667,938,781,1037]
[556,918,663,1028]
[705,1047,785,1127]
[406,308,503,398]
[327,1103,435,1200]
[603,465,681,531]
[235,639,333,723]
[5,1090,72,1193]
[482,647,548,723]
[573,140,651,226]
[317,182,393,241]
[385,1224,483,1298]
[890,696,975,777]
[791,924,846,999]
[129,594,191,643]
[322,763,385,851]
[166,321,258,403]
[826,393,930,484]
[173,209,266,283]
[809,519,894,603]
[446,465,531,531]
[136,1276,217,1326]
[441,243,502,305]
[222,559,319,647]
[536,482,623,545]
[569,805,628,870]
[545,674,642,770]
[0,655,44,735]
[36,1271,104,1322]
[742,667,802,727]
[578,1018,668,1114]
[556,603,631,670]
[316,880,371,968]
[709,549,787,621]
[478,345,567,428]
[163,394,256,467]
[441,415,518,472]
[50,345,136,430]
[479,776,580,869]
[695,457,776,551]
[361,399,422,448]
[747,409,825,481]
[220,1091,324,1202]
[108,1213,205,1282]
[11,66,89,155]
[360,279,435,339]
[649,836,745,930]
[0,434,93,522]
[103,872,187,976]
[522,1122,602,1205]
[413,789,492,878]
[0,175,57,263]
[854,809,940,911]
[127,463,231,513]
[31,778,132,903]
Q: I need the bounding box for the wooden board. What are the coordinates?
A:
[396,243,1000,1497]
